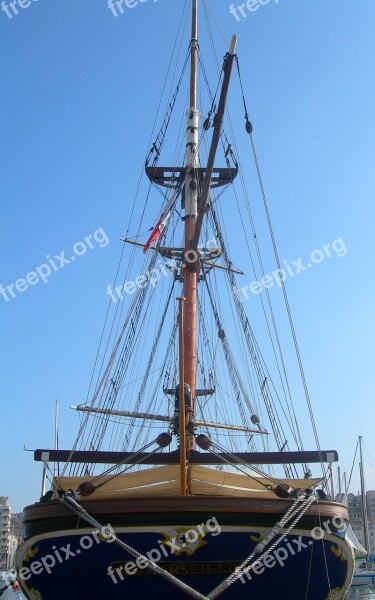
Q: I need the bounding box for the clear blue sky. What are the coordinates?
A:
[1,0,375,511]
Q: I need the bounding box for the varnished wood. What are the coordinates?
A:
[178,297,187,495]
[22,496,350,541]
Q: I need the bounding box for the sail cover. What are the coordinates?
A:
[52,465,322,500]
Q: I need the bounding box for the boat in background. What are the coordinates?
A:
[0,572,24,600]
[345,584,375,600]
[349,437,375,591]
[16,1,355,598]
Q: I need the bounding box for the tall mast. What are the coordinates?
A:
[183,0,199,443]
[359,435,370,559]
[190,0,198,109]
[144,0,237,459]
[178,297,187,495]
[182,0,237,456]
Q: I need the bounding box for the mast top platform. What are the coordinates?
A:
[145,166,238,189]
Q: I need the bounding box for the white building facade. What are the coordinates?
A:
[0,496,11,570]
[344,491,375,556]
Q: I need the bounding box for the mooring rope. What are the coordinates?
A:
[207,494,317,599]
[58,494,210,600]
[57,489,316,600]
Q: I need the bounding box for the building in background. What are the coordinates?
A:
[10,512,25,543]
[0,496,11,569]
[9,512,24,567]
[338,491,375,555]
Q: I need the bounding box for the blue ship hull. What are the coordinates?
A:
[16,519,353,599]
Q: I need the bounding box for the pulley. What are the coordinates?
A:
[195,434,212,450]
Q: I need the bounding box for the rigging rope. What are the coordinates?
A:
[207,494,317,598]
[145,50,190,169]
[218,66,305,460]
[69,1,192,474]
[58,494,209,600]
[210,204,294,478]
[121,281,177,450]
[235,56,324,474]
[57,487,318,600]
[344,438,359,503]
[203,277,259,450]
[195,435,309,495]
[65,240,166,476]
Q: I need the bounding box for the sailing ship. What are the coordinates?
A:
[16,1,355,598]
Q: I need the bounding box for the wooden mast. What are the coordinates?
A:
[178,296,187,495]
[182,3,237,459]
[183,0,199,450]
